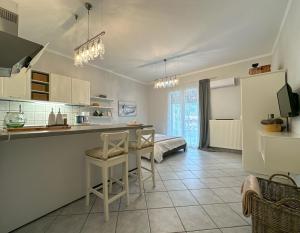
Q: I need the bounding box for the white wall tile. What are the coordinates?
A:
[24,112,35,121]
[34,120,45,126]
[34,112,46,121]
[1,100,82,127]
[23,102,35,112]
[0,101,9,111]
[34,103,46,112]
[25,120,35,126]
[0,111,6,121]
[9,101,24,111]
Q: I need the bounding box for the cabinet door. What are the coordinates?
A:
[49,73,71,103]
[3,70,31,100]
[71,79,90,105]
[0,77,3,97]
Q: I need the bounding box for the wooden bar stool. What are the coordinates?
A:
[85,131,129,222]
[130,129,155,193]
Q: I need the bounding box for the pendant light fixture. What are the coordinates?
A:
[154,59,179,89]
[74,2,105,66]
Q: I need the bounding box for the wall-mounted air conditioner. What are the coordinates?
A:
[210,77,236,89]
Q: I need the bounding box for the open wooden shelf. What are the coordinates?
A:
[90,96,114,102]
[31,71,50,101]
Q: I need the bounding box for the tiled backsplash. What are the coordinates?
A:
[0,100,90,128]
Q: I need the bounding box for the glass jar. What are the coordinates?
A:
[4,104,26,128]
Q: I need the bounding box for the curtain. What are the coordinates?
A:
[168,87,199,147]
[198,79,211,150]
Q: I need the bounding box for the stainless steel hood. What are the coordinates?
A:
[0,6,45,77]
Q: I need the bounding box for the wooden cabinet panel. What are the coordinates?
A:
[49,73,71,103]
[3,70,31,100]
[71,78,90,106]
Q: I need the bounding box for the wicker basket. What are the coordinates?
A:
[251,174,300,233]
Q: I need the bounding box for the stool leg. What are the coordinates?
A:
[109,167,113,193]
[123,155,129,205]
[136,152,143,194]
[102,166,109,222]
[150,151,156,187]
[85,160,90,206]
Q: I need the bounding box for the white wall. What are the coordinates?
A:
[32,51,149,124]
[272,0,300,133]
[148,56,272,134]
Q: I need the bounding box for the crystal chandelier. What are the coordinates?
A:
[154,59,179,89]
[74,2,105,66]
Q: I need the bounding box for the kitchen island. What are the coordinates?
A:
[0,124,152,233]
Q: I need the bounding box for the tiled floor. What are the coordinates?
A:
[13,148,253,233]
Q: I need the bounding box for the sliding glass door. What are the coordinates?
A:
[168,87,199,147]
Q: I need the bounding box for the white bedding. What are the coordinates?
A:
[142,134,186,163]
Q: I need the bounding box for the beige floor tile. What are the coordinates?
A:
[175,171,197,179]
[163,180,187,191]
[116,210,150,233]
[188,230,221,233]
[182,179,207,189]
[58,196,95,215]
[145,192,173,208]
[212,188,242,203]
[119,193,147,211]
[91,197,120,213]
[144,180,166,192]
[176,206,217,231]
[203,204,248,228]
[81,213,117,233]
[148,208,184,233]
[168,190,198,206]
[46,215,87,233]
[13,216,55,233]
[200,178,228,188]
[159,171,180,180]
[221,226,252,233]
[228,202,251,225]
[190,189,223,204]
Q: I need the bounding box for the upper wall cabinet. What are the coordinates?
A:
[0,77,3,97]
[49,73,72,103]
[71,78,90,106]
[3,70,31,100]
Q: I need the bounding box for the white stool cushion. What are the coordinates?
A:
[129,141,154,150]
[85,147,125,160]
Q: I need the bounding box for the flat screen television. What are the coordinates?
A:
[277,83,299,117]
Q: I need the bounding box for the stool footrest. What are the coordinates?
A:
[110,177,124,186]
[108,191,126,204]
[91,188,104,199]
[142,175,153,182]
[141,167,152,172]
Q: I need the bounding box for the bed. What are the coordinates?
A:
[142,134,187,163]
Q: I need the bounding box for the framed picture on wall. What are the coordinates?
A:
[118,101,137,117]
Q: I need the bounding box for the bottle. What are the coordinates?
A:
[48,108,56,126]
[56,108,64,125]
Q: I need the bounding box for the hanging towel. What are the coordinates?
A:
[241,175,263,217]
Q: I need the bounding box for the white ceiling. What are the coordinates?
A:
[14,0,288,83]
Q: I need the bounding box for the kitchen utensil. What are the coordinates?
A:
[56,108,64,125]
[48,108,56,126]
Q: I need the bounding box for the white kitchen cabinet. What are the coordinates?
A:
[49,73,71,103]
[259,131,300,174]
[71,78,90,105]
[241,70,285,174]
[3,70,31,100]
[0,77,3,97]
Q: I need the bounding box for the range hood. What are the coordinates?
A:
[0,5,46,77]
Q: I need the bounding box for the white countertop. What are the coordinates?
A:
[0,124,152,141]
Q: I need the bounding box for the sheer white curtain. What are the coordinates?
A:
[168,86,199,148]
